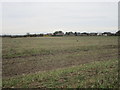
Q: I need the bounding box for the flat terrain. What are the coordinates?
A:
[2,36,118,88]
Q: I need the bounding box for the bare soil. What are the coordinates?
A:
[2,45,118,78]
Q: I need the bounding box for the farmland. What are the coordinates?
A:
[2,36,118,88]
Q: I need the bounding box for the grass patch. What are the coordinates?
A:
[2,36,117,59]
[3,59,118,88]
[2,44,118,59]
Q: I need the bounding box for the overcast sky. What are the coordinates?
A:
[1,2,118,35]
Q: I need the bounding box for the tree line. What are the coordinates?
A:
[1,30,120,38]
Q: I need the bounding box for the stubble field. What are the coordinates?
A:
[2,36,118,88]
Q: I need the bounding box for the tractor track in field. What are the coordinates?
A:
[2,47,118,78]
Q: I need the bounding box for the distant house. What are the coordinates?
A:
[65,32,74,36]
[102,32,112,36]
[97,33,102,36]
[74,32,81,36]
[77,33,81,36]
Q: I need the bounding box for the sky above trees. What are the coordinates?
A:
[1,1,118,35]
